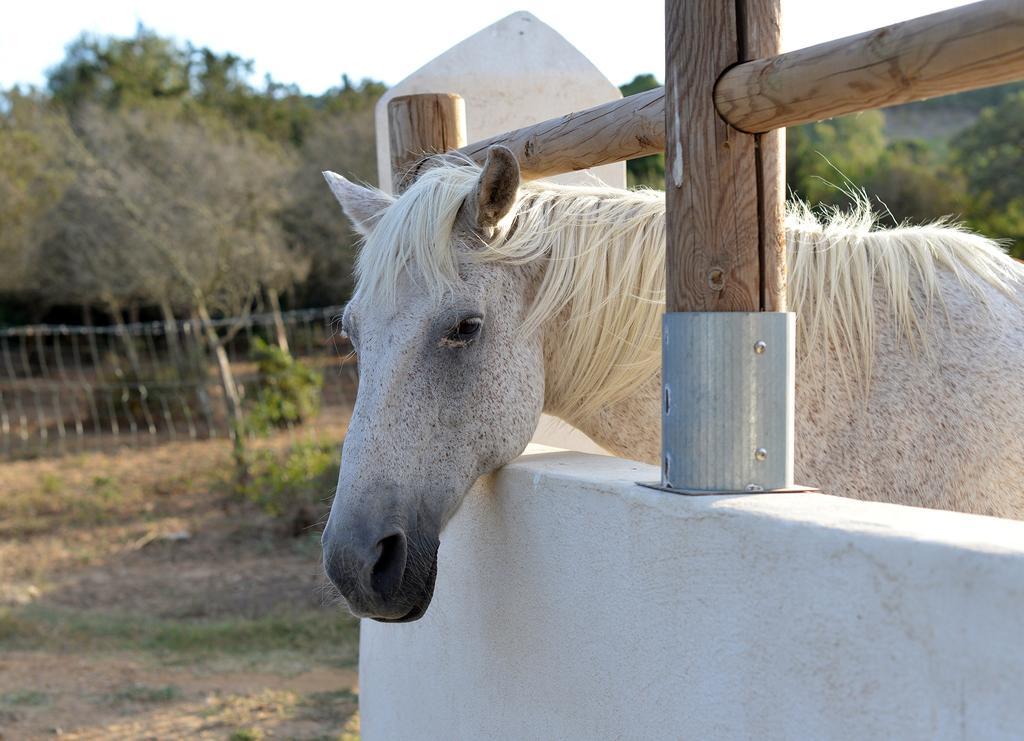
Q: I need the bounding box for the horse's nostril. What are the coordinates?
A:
[370,531,408,599]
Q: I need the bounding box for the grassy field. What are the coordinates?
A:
[0,428,360,739]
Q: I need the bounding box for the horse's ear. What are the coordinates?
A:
[473,145,520,229]
[322,171,394,236]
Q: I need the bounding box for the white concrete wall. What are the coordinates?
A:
[360,448,1024,740]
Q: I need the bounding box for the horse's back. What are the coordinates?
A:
[796,271,1024,519]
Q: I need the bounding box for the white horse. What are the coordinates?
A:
[320,146,1024,622]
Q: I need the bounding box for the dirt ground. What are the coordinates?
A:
[0,429,361,740]
[0,653,359,740]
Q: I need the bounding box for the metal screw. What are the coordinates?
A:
[753,340,767,354]
[754,447,768,462]
[745,484,765,492]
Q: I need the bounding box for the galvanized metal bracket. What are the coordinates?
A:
[637,481,820,496]
[652,311,814,496]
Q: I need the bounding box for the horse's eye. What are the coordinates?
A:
[444,316,483,347]
[458,317,482,337]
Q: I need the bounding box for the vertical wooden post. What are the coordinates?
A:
[660,0,795,494]
[744,0,787,312]
[664,0,784,312]
[387,93,468,193]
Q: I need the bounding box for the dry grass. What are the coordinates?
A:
[0,424,360,739]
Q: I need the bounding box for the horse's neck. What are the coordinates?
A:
[567,372,662,463]
[535,189,666,462]
[538,293,662,460]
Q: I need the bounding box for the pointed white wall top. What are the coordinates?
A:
[375,11,626,193]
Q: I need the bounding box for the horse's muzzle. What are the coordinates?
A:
[322,522,439,622]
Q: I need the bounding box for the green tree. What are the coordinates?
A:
[618,75,664,189]
[46,26,365,148]
[281,104,378,307]
[0,90,75,295]
[48,27,191,110]
[953,91,1024,255]
[35,28,387,312]
[786,111,887,205]
[860,140,967,226]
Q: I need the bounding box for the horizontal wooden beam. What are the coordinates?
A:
[715,0,1024,133]
[459,88,664,180]
[459,0,1024,178]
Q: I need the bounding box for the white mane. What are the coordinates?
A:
[787,201,1023,386]
[355,160,1024,422]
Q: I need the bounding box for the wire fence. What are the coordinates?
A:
[0,306,357,460]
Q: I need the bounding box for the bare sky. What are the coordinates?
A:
[2,0,970,93]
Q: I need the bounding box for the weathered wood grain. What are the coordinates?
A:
[716,0,1024,133]
[459,88,664,180]
[743,0,787,312]
[388,93,467,192]
[664,0,761,313]
[756,125,786,312]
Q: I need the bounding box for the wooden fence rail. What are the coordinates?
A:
[716,0,1024,133]
[459,0,1024,180]
[460,88,665,182]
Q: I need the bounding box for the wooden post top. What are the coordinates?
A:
[388,93,468,193]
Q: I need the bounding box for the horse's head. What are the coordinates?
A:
[320,147,545,621]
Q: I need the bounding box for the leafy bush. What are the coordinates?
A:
[239,441,339,534]
[245,338,322,435]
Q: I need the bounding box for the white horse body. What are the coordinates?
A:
[794,270,1024,518]
[358,160,1024,517]
[321,149,1024,621]
[580,227,1024,519]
